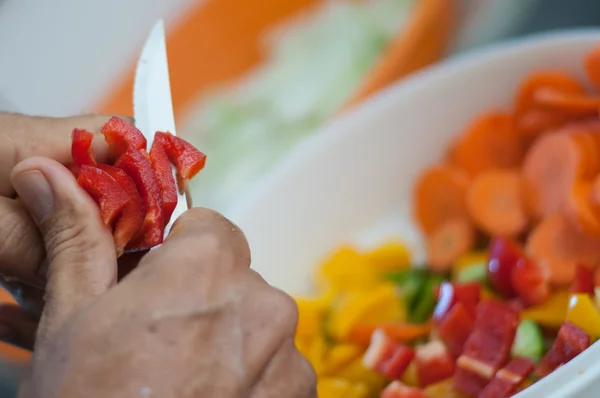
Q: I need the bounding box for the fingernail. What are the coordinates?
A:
[12,170,54,223]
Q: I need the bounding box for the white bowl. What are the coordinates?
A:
[227,29,600,398]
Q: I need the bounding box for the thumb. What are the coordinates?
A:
[10,157,117,334]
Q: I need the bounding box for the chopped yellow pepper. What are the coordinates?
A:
[401,361,418,387]
[317,246,378,292]
[424,378,470,398]
[521,290,570,328]
[307,334,329,376]
[566,294,600,339]
[295,295,331,337]
[452,251,487,274]
[365,241,411,273]
[317,378,370,398]
[322,344,363,375]
[336,358,386,390]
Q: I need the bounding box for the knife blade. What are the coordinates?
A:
[133,20,189,238]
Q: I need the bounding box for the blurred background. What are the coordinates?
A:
[0,0,600,395]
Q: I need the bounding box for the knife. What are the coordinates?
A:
[133,20,190,238]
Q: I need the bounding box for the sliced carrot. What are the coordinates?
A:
[426,218,474,271]
[584,45,600,91]
[516,108,574,143]
[565,181,600,237]
[534,88,600,114]
[526,212,600,286]
[522,132,592,219]
[348,322,432,346]
[592,174,600,204]
[450,111,522,176]
[466,169,529,237]
[414,165,471,235]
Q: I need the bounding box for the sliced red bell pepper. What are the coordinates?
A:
[511,257,550,306]
[149,136,177,226]
[97,165,144,256]
[569,264,595,295]
[414,340,455,388]
[72,129,97,167]
[381,381,428,398]
[487,237,523,298]
[433,281,480,321]
[479,357,534,398]
[101,116,147,157]
[155,131,206,193]
[453,359,490,397]
[114,146,164,250]
[535,322,590,377]
[362,329,415,380]
[436,302,474,358]
[77,165,130,229]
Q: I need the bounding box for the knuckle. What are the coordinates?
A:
[267,288,299,332]
[0,201,43,278]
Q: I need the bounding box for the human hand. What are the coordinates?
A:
[10,155,315,398]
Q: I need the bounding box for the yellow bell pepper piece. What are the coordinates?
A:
[401,361,418,387]
[322,344,363,375]
[365,241,411,273]
[307,334,329,376]
[566,294,600,339]
[521,290,570,328]
[424,378,469,398]
[317,246,378,292]
[317,378,370,398]
[452,251,487,274]
[336,358,386,391]
[329,283,405,340]
[295,295,331,338]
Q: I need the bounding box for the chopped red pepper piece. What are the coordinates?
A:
[381,381,428,398]
[436,302,474,358]
[487,237,523,298]
[569,264,595,295]
[453,360,490,397]
[149,136,178,226]
[77,165,130,230]
[72,129,97,167]
[115,146,164,250]
[433,281,480,320]
[97,165,144,256]
[362,329,415,380]
[155,131,206,193]
[414,340,455,388]
[101,116,147,157]
[535,322,590,377]
[479,357,534,398]
[511,257,550,306]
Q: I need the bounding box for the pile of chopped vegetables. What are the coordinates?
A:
[70,117,206,255]
[295,46,600,397]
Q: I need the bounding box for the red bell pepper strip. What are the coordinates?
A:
[155,131,206,193]
[381,381,428,398]
[149,136,178,226]
[414,340,455,388]
[487,237,523,298]
[97,165,144,256]
[479,357,534,398]
[115,146,164,250]
[453,357,492,397]
[436,302,474,358]
[362,329,415,380]
[101,116,147,157]
[76,165,130,230]
[433,281,480,320]
[511,257,550,306]
[72,129,97,167]
[569,264,595,295]
[535,322,590,377]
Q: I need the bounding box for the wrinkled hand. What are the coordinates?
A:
[10,155,315,397]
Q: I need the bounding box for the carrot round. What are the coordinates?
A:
[414,165,471,235]
[584,45,600,91]
[565,181,600,237]
[522,132,591,219]
[466,169,529,237]
[527,212,600,286]
[534,88,600,114]
[426,218,474,271]
[450,111,522,176]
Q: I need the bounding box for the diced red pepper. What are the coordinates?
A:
[569,264,595,295]
[149,136,178,226]
[436,302,474,358]
[453,360,490,397]
[433,281,480,320]
[363,329,415,380]
[72,129,97,167]
[535,322,590,377]
[155,131,206,193]
[511,257,550,306]
[115,146,164,250]
[97,165,144,256]
[479,357,534,398]
[414,340,455,388]
[381,381,428,398]
[487,237,523,298]
[101,116,147,157]
[77,165,130,229]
